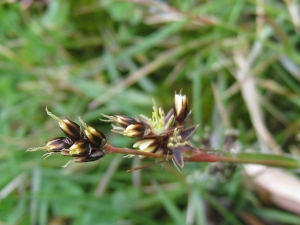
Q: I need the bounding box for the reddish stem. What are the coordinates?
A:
[105,144,222,163]
[101,145,300,169]
[186,153,220,162]
[105,144,169,159]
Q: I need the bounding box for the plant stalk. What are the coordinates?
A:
[105,145,300,169]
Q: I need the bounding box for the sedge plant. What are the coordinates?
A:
[27,92,300,171]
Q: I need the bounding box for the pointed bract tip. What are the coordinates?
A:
[172,147,184,168]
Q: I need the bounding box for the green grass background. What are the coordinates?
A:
[1,0,300,224]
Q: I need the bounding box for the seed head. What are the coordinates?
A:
[123,123,145,138]
[61,139,90,157]
[101,114,138,127]
[74,149,105,162]
[46,107,81,141]
[45,137,73,152]
[133,138,160,153]
[102,114,146,138]
[173,91,190,124]
[113,115,138,128]
[78,117,107,148]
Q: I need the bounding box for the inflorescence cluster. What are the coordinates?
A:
[28,91,199,169]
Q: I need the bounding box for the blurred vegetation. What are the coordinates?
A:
[1,0,300,224]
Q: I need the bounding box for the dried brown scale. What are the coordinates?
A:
[61,139,90,157]
[45,108,82,141]
[133,138,162,154]
[114,115,138,128]
[59,118,81,141]
[102,114,148,138]
[124,123,146,138]
[74,149,105,163]
[45,137,73,152]
[83,126,107,148]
